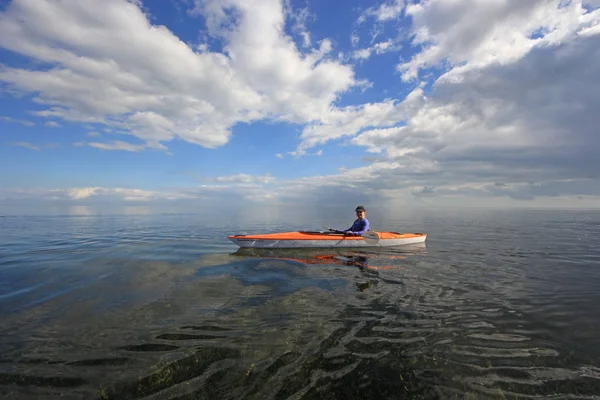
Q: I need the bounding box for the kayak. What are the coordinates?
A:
[228,231,427,249]
[228,231,427,248]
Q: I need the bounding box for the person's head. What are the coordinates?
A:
[355,205,366,219]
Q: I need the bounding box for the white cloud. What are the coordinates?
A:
[283,0,313,47]
[578,23,600,36]
[67,187,103,200]
[0,116,34,126]
[0,179,282,204]
[352,39,401,60]
[11,141,40,150]
[296,86,424,154]
[0,186,196,202]
[290,1,600,205]
[73,140,167,152]
[0,0,359,150]
[3,165,600,207]
[1,0,599,207]
[359,0,405,23]
[350,32,360,47]
[353,48,372,60]
[345,36,600,201]
[213,173,276,184]
[351,126,417,154]
[398,0,600,81]
[44,121,60,127]
[190,0,357,122]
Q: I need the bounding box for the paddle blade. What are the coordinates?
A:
[362,231,380,245]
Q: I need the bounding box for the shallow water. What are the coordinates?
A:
[1,207,599,399]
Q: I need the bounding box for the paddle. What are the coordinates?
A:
[361,230,380,245]
[323,226,380,245]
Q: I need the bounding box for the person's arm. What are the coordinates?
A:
[341,221,355,233]
[331,226,350,233]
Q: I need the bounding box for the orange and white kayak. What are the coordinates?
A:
[228,231,427,248]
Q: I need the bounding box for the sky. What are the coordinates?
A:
[1,0,600,211]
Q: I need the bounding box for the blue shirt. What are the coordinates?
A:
[345,218,369,235]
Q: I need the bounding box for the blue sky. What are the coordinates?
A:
[1,0,600,210]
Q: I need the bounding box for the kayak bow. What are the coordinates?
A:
[228,231,426,249]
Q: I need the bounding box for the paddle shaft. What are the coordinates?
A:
[323,226,380,245]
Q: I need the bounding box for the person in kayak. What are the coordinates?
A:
[333,206,370,235]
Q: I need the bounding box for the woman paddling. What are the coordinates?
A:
[333,206,370,236]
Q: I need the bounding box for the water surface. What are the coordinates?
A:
[1,207,599,399]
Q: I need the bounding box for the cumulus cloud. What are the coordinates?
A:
[1,0,599,207]
[294,0,600,204]
[0,0,358,150]
[347,33,600,201]
[398,0,600,81]
[296,86,424,153]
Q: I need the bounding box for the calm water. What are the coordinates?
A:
[1,207,600,399]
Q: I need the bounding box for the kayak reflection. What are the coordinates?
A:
[232,242,427,270]
[232,243,426,293]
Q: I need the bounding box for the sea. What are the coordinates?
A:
[1,205,599,399]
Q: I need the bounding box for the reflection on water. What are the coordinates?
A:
[234,243,426,267]
[1,210,600,399]
[233,244,428,293]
